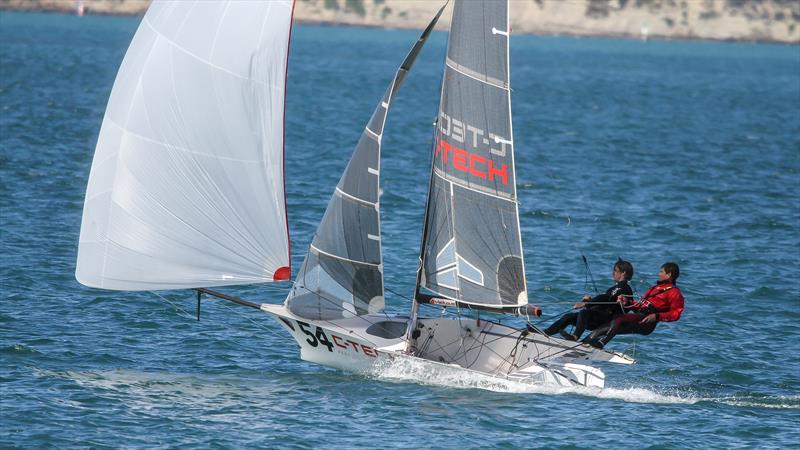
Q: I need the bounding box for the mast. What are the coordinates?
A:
[407,38,451,349]
[412,0,526,319]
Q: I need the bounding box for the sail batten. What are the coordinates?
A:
[432,168,517,201]
[76,0,294,291]
[310,245,381,268]
[445,57,509,90]
[415,0,527,310]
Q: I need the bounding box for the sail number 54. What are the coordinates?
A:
[296,321,377,357]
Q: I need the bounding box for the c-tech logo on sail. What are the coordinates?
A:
[436,111,510,185]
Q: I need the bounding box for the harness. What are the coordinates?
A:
[632,285,674,312]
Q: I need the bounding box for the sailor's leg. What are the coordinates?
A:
[595,313,647,348]
[543,312,578,336]
[610,314,652,336]
[584,321,612,345]
[573,309,591,340]
[630,321,657,336]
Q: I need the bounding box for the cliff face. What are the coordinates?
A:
[1,0,797,43]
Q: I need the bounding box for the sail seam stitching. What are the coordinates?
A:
[143,17,263,85]
[102,117,265,163]
[207,1,230,63]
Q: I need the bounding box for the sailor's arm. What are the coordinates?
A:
[575,292,607,308]
[588,292,611,304]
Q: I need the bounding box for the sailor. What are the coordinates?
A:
[584,262,684,349]
[543,258,634,341]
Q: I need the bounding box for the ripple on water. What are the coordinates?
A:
[1,13,799,449]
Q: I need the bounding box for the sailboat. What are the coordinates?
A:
[76,0,633,389]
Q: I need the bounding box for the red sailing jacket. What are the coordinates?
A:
[629,280,684,322]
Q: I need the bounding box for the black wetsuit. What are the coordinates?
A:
[544,281,632,340]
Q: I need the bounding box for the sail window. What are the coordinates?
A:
[300,265,351,308]
[435,239,457,270]
[435,268,458,291]
[457,255,484,286]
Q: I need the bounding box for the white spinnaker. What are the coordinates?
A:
[76,0,294,290]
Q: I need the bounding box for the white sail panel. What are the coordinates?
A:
[76,0,294,290]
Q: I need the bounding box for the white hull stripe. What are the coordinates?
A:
[446,57,508,90]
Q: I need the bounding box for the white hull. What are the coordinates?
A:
[260,304,633,388]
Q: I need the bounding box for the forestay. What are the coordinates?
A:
[416,0,527,309]
[76,0,294,290]
[286,5,448,320]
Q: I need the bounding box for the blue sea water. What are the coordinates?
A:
[2,10,800,449]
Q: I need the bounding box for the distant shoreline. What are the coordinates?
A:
[296,19,796,45]
[1,1,798,45]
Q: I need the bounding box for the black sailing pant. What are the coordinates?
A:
[544,309,611,340]
[586,313,658,346]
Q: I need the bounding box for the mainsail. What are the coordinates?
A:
[76,0,294,290]
[286,5,447,320]
[415,0,527,309]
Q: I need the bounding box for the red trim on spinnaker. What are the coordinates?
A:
[281,0,296,277]
[273,266,291,282]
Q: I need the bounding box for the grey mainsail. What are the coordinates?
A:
[286,5,447,320]
[415,0,527,309]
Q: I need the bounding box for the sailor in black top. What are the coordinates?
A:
[544,259,634,341]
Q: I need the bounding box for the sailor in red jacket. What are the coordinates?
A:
[584,262,684,349]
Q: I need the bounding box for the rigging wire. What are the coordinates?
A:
[151,291,196,320]
[214,297,289,341]
[582,253,598,294]
[151,290,289,340]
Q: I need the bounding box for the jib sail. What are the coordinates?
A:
[285,5,447,320]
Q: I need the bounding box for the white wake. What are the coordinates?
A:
[369,356,699,404]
